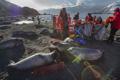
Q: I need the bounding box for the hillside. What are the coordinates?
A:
[39,5,105,15]
[0,0,39,17]
[98,1,120,14]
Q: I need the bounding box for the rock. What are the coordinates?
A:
[0,21,12,25]
[35,25,44,28]
[12,31,38,40]
[0,36,3,41]
[116,38,120,42]
[39,28,50,35]
[0,26,11,30]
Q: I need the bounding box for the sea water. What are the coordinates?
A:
[14,13,113,24]
[37,13,113,22]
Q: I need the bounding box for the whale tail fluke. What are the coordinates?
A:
[7,60,15,67]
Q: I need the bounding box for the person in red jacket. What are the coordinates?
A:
[57,8,71,39]
[93,16,96,22]
[87,13,93,21]
[73,12,82,35]
[107,8,120,43]
[52,15,57,30]
[94,17,103,25]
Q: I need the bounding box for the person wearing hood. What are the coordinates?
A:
[107,8,120,43]
[57,8,71,39]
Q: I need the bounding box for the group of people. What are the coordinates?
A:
[52,7,120,43]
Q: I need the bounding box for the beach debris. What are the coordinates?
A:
[84,61,102,79]
[33,62,65,77]
[76,38,86,45]
[81,64,105,80]
[49,39,62,45]
[72,54,82,64]
[63,37,80,46]
[52,42,72,51]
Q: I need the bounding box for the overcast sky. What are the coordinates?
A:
[6,0,119,10]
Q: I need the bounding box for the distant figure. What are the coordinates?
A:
[85,16,88,21]
[86,13,93,21]
[68,14,71,27]
[37,16,40,25]
[32,17,35,21]
[45,19,47,25]
[52,15,57,30]
[107,8,120,43]
[57,8,71,39]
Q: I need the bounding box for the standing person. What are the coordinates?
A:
[107,8,120,43]
[68,14,71,27]
[32,16,35,21]
[73,12,81,34]
[52,15,57,31]
[87,13,93,21]
[73,12,79,20]
[37,16,40,25]
[57,8,71,39]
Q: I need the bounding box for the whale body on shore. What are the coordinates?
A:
[8,51,58,70]
[68,47,103,61]
[0,39,23,50]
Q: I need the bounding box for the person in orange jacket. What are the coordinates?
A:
[57,8,71,39]
[107,8,120,43]
[52,15,57,30]
[37,16,40,25]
